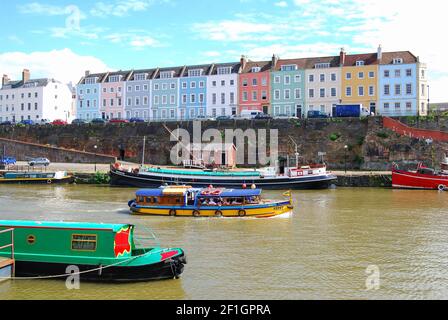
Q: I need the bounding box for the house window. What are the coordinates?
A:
[71,235,97,251]
[315,63,330,69]
[346,72,352,80]
[331,88,336,97]
[230,92,235,104]
[212,81,217,87]
[135,85,140,92]
[182,82,187,89]
[281,65,298,71]
[199,94,204,104]
[319,88,325,98]
[395,102,401,109]
[358,86,364,96]
[170,83,176,89]
[243,91,248,101]
[285,89,291,99]
[191,94,196,103]
[261,91,267,100]
[369,86,374,96]
[261,78,267,86]
[358,72,364,79]
[406,102,412,110]
[221,80,225,87]
[295,89,302,99]
[135,73,147,81]
[395,69,401,77]
[285,75,291,84]
[356,61,365,66]
[395,84,401,95]
[162,83,168,90]
[384,85,390,95]
[217,67,232,75]
[160,71,174,79]
[242,79,248,87]
[212,93,217,105]
[274,76,280,84]
[221,93,225,104]
[274,90,280,100]
[308,74,314,82]
[252,78,258,86]
[406,84,412,95]
[230,80,235,86]
[190,82,196,89]
[346,87,352,97]
[384,70,390,78]
[199,81,205,88]
[182,94,187,104]
[294,75,302,82]
[162,95,168,105]
[251,67,261,73]
[421,84,426,96]
[384,103,390,109]
[320,74,325,82]
[252,91,257,101]
[170,95,175,104]
[154,84,159,90]
[406,69,412,77]
[393,58,403,64]
[309,89,314,98]
[369,71,375,78]
[331,73,337,81]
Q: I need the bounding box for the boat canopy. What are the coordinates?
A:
[199,189,262,198]
[136,189,165,197]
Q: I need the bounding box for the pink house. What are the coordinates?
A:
[238,56,273,114]
[100,71,128,120]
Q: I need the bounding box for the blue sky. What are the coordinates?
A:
[0,0,447,101]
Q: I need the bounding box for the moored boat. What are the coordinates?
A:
[128,185,294,218]
[111,162,337,190]
[0,220,186,282]
[392,162,448,191]
[0,171,74,184]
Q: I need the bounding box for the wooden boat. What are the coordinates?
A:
[128,185,294,218]
[392,162,448,190]
[0,220,186,282]
[0,171,74,184]
[111,162,337,190]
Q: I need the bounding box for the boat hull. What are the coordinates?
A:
[392,169,448,190]
[110,168,336,190]
[130,201,293,218]
[0,175,75,185]
[13,253,186,283]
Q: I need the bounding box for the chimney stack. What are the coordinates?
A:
[22,69,30,83]
[377,45,382,61]
[2,74,9,87]
[339,48,346,66]
[85,70,91,77]
[271,54,279,69]
[240,55,247,71]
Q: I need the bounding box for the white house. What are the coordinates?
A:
[0,69,73,123]
[206,63,239,117]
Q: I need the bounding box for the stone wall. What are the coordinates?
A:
[0,117,447,170]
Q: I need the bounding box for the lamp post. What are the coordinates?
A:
[344,145,348,174]
[427,85,430,114]
[94,145,98,172]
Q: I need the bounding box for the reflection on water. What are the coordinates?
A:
[0,185,447,300]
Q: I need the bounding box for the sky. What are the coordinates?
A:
[0,0,446,101]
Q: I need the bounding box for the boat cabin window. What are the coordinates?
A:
[417,168,435,175]
[71,234,97,251]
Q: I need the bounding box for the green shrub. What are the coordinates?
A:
[376,131,389,139]
[89,172,110,184]
[329,133,341,141]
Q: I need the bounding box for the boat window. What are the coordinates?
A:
[27,235,36,245]
[71,234,97,251]
[145,197,151,203]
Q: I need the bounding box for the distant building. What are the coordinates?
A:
[0,69,73,123]
[429,102,448,113]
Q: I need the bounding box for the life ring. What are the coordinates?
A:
[215,210,223,217]
[128,200,136,207]
[47,180,52,184]
[238,210,246,217]
[193,210,201,217]
[438,184,446,191]
[114,162,121,169]
[169,209,177,216]
[296,170,303,176]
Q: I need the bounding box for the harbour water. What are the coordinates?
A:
[0,185,447,300]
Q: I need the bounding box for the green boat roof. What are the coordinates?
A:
[0,220,131,232]
[147,167,261,177]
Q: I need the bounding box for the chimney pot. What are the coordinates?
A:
[22,69,30,83]
[377,45,383,61]
[85,70,91,77]
[339,48,346,66]
[2,74,9,87]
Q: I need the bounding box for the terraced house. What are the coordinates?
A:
[206,62,239,117]
[77,71,102,120]
[125,69,155,120]
[238,56,272,114]
[152,67,182,120]
[271,58,306,118]
[341,49,379,114]
[101,71,128,120]
[180,65,210,120]
[378,50,427,117]
[304,55,341,117]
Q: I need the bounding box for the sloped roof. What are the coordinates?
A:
[241,60,272,73]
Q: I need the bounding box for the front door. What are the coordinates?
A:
[370,102,376,115]
[263,106,269,114]
[296,105,302,118]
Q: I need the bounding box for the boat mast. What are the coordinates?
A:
[162,124,203,166]
[142,136,146,166]
[289,136,300,168]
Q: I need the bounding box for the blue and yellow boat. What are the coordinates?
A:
[128,186,294,218]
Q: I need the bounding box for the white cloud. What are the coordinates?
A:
[104,32,164,49]
[18,2,71,15]
[192,20,276,42]
[0,49,110,85]
[90,0,171,17]
[275,1,288,7]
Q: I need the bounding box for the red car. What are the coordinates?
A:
[109,118,129,124]
[51,119,68,126]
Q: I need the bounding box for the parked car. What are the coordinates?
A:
[109,118,129,124]
[51,119,68,126]
[0,156,17,166]
[71,119,87,125]
[240,110,265,119]
[0,121,13,126]
[307,111,329,119]
[129,117,145,123]
[216,115,232,121]
[39,119,51,125]
[275,114,293,119]
[28,157,50,167]
[19,120,35,126]
[91,118,107,124]
[254,113,273,120]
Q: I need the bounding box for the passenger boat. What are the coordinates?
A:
[392,161,448,191]
[0,171,74,184]
[0,220,186,282]
[111,162,337,190]
[128,185,294,218]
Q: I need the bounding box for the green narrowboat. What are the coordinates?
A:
[0,171,74,184]
[0,220,186,282]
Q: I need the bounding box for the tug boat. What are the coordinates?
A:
[0,220,186,282]
[111,162,336,190]
[0,171,74,184]
[392,160,448,191]
[128,185,294,218]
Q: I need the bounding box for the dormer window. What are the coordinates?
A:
[134,73,147,81]
[393,58,403,64]
[217,67,232,75]
[109,75,122,82]
[85,77,98,85]
[23,82,37,88]
[251,67,261,73]
[188,69,203,77]
[160,71,174,79]
[356,61,365,66]
[281,65,298,71]
[315,63,330,69]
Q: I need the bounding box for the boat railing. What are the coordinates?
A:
[0,228,15,277]
[1,165,49,173]
[133,225,161,254]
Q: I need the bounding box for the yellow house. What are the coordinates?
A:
[341,52,379,114]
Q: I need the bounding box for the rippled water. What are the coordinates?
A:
[0,185,447,300]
